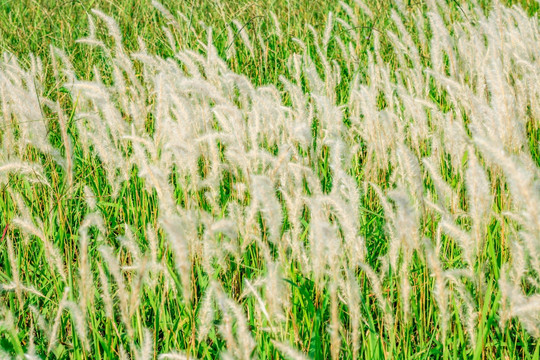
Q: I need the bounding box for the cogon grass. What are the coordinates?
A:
[0,0,539,358]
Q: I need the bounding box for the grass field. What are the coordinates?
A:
[0,0,539,359]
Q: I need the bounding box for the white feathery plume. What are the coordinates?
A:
[98,263,114,320]
[232,19,254,56]
[272,341,309,360]
[158,353,192,360]
[47,288,69,355]
[12,193,66,281]
[353,0,373,19]
[465,148,492,246]
[99,245,133,337]
[64,301,90,351]
[270,11,283,40]
[250,175,282,244]
[135,328,154,360]
[160,214,193,304]
[5,235,22,306]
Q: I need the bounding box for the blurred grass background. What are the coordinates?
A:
[1,0,536,87]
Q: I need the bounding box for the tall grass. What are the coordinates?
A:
[0,0,539,358]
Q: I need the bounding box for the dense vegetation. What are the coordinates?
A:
[0,0,539,358]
